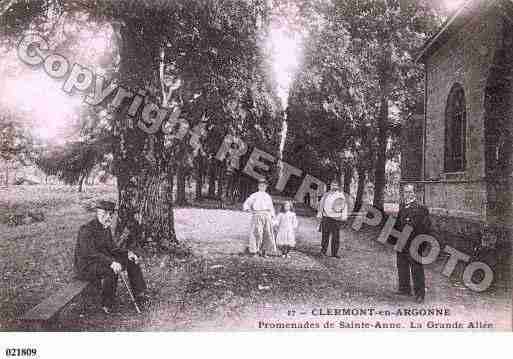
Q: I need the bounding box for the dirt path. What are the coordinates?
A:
[139,208,512,331]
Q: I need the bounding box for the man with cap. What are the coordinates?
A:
[317,180,348,258]
[243,178,277,257]
[74,200,148,314]
[394,184,430,303]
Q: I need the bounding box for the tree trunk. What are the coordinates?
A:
[117,169,177,250]
[216,165,225,199]
[194,156,204,201]
[225,169,237,203]
[373,61,389,212]
[5,160,9,187]
[113,20,177,250]
[231,171,241,202]
[343,165,352,194]
[78,173,86,192]
[176,164,187,205]
[354,167,366,213]
[169,170,175,203]
[373,97,387,211]
[241,175,250,201]
[195,173,203,201]
[208,160,217,197]
[136,170,176,247]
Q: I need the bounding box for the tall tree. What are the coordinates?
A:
[331,0,441,210]
[286,0,363,193]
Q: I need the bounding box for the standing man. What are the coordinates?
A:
[243,178,277,257]
[74,200,148,314]
[317,180,348,258]
[395,184,431,303]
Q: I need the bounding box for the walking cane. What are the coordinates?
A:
[120,270,142,314]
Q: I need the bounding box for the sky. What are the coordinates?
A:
[0,64,82,143]
[443,0,467,13]
[267,24,302,164]
[0,22,113,144]
[268,25,302,111]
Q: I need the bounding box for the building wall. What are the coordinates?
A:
[421,8,512,289]
[424,8,506,222]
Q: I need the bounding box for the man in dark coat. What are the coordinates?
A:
[395,184,431,303]
[74,200,147,313]
[317,181,348,258]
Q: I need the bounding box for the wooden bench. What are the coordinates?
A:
[21,279,95,329]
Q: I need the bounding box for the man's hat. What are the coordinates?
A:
[95,200,116,212]
[258,178,268,184]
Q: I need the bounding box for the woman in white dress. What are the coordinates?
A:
[274,201,298,258]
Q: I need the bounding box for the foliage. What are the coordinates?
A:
[286,0,443,206]
[0,109,33,164]
[36,136,111,191]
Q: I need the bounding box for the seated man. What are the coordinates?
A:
[73,200,148,314]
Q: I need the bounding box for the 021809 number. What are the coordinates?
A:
[5,348,37,357]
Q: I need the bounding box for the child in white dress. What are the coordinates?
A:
[274,201,298,258]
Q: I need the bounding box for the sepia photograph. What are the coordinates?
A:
[0,0,511,345]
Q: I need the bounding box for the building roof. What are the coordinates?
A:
[416,0,513,63]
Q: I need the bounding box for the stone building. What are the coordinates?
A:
[406,0,512,286]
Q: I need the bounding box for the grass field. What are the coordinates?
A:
[0,185,117,328]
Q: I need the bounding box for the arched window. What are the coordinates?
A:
[444,84,467,172]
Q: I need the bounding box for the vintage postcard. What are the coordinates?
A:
[0,0,511,344]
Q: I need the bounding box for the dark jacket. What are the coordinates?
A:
[396,201,431,252]
[74,218,127,277]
